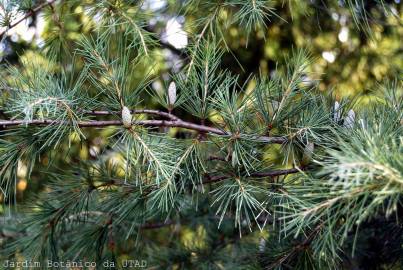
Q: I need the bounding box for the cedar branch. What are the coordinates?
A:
[0,117,287,144]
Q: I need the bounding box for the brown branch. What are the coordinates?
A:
[0,119,122,127]
[96,168,303,189]
[0,118,287,144]
[0,0,56,38]
[86,109,180,121]
[207,155,227,162]
[250,168,303,178]
[141,220,175,230]
[203,174,229,184]
[203,168,303,184]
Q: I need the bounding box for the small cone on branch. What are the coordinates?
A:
[168,81,177,106]
[301,141,314,166]
[121,106,132,128]
[333,101,341,122]
[344,109,355,129]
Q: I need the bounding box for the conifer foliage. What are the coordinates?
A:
[0,0,401,269]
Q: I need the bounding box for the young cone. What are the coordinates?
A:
[168,81,177,107]
[121,106,132,128]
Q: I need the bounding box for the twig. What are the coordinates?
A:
[144,25,187,56]
[207,155,227,162]
[0,118,287,144]
[0,0,56,38]
[141,220,175,229]
[96,168,302,190]
[185,8,218,78]
[203,168,302,184]
[86,109,180,121]
[203,174,229,184]
[249,168,303,178]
